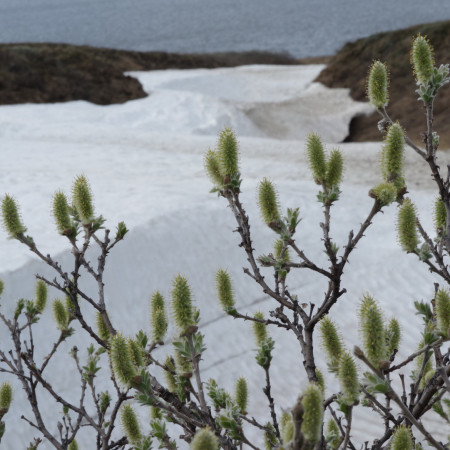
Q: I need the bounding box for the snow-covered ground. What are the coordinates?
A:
[0,65,447,448]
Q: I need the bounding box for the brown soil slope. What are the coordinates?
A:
[316,21,450,147]
[0,44,299,105]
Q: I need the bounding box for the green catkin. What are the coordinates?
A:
[110,333,136,386]
[338,351,359,405]
[0,280,3,296]
[359,295,386,367]
[1,194,26,238]
[434,197,446,235]
[391,424,414,450]
[435,288,450,337]
[99,391,111,414]
[235,377,248,413]
[96,312,111,341]
[121,403,142,445]
[72,175,94,224]
[381,123,405,189]
[216,269,235,312]
[52,299,69,331]
[67,440,78,450]
[274,239,291,262]
[190,427,219,450]
[164,356,177,393]
[397,198,419,252]
[52,191,72,234]
[253,312,267,346]
[217,128,239,177]
[280,411,294,445]
[319,316,343,368]
[128,338,144,368]
[151,406,162,420]
[264,423,278,450]
[151,291,168,342]
[0,382,12,410]
[326,418,342,449]
[326,149,344,188]
[300,384,324,444]
[367,60,389,108]
[204,149,225,187]
[258,178,281,226]
[371,182,397,206]
[315,368,325,395]
[411,35,434,85]
[172,275,194,334]
[306,133,327,184]
[385,318,401,358]
[35,280,47,313]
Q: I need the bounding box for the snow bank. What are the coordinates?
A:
[0,65,446,448]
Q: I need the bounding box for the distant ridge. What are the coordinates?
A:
[0,44,300,106]
[316,20,450,147]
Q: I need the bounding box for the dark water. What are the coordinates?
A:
[0,0,448,57]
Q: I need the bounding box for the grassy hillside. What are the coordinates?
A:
[316,20,450,147]
[0,44,300,105]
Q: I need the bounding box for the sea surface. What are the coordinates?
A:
[0,0,449,57]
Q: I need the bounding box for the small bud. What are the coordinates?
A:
[433,197,446,235]
[370,182,397,206]
[235,377,248,413]
[110,333,136,386]
[216,269,236,312]
[115,221,128,240]
[367,60,389,108]
[326,418,342,449]
[280,411,294,445]
[274,239,291,262]
[391,424,414,450]
[385,318,401,358]
[381,123,405,189]
[319,316,343,369]
[52,299,69,331]
[397,198,419,252]
[217,128,239,177]
[121,403,142,445]
[96,312,111,341]
[72,175,94,225]
[359,295,386,367]
[99,391,111,414]
[52,191,72,235]
[0,382,12,411]
[258,178,281,226]
[338,351,359,405]
[253,312,267,346]
[204,149,225,187]
[1,194,26,238]
[151,291,168,342]
[68,440,79,450]
[435,288,450,337]
[190,427,219,450]
[326,149,344,188]
[301,383,324,444]
[164,356,177,393]
[411,35,434,85]
[172,275,194,334]
[306,133,327,184]
[34,280,47,313]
